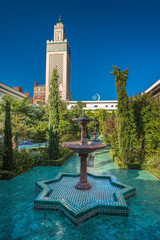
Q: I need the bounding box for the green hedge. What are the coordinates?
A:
[110,149,143,169]
[0,148,73,180]
[38,151,74,166]
[110,148,160,179]
[0,170,15,180]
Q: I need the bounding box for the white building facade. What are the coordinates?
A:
[0,82,27,102]
[45,17,71,102]
[67,100,118,112]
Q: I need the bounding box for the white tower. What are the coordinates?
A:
[45,16,71,102]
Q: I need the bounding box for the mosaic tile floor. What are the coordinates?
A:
[34,173,135,224]
[0,147,160,239]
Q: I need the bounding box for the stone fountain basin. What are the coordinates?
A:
[72,117,94,124]
[61,141,106,154]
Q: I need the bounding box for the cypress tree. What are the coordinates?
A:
[48,68,60,160]
[111,66,131,163]
[3,100,14,170]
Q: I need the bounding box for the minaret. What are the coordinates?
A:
[45,16,71,102]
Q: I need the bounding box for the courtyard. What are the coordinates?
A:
[0,148,160,240]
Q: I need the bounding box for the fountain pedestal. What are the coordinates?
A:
[76,153,91,190]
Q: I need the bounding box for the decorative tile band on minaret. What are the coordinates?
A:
[45,16,71,102]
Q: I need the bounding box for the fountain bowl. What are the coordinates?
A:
[61,141,106,154]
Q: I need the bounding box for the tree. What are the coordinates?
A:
[111,66,131,163]
[58,101,79,142]
[129,93,149,154]
[128,93,160,155]
[48,68,60,160]
[59,101,86,142]
[0,95,37,149]
[103,116,119,152]
[2,100,14,170]
[86,109,110,137]
[30,102,49,142]
[142,95,160,154]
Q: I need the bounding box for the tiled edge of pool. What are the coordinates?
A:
[34,172,136,226]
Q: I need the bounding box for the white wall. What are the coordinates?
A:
[0,82,26,102]
[67,100,118,111]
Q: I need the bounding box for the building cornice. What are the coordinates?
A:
[0,82,27,98]
[47,41,68,44]
[145,79,160,93]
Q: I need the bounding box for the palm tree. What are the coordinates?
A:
[0,96,37,149]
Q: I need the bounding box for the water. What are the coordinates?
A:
[18,142,48,150]
[0,147,160,239]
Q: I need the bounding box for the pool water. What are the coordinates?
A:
[18,142,48,150]
[0,147,160,239]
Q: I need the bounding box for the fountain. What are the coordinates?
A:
[61,111,106,190]
[34,111,136,225]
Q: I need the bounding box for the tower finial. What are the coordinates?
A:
[59,14,61,22]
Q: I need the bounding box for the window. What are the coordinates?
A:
[38,87,40,91]
[115,105,117,107]
[37,94,40,98]
[111,105,113,107]
[94,105,98,107]
[105,105,108,107]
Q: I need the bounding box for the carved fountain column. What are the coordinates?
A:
[76,120,91,190]
[76,153,91,190]
[81,121,87,145]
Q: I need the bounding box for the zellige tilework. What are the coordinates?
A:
[34,173,136,225]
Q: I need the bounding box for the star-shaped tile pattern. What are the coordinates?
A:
[34,173,136,225]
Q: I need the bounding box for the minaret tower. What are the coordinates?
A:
[45,15,71,102]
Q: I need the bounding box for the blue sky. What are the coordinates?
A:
[0,0,160,100]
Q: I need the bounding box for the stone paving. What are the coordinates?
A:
[0,148,160,239]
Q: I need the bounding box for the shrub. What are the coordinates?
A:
[0,146,73,180]
[37,148,73,166]
[110,148,144,169]
[30,151,44,162]
[146,149,160,169]
[12,149,43,176]
[30,147,47,152]
[0,170,15,180]
[0,143,4,165]
[3,100,14,170]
